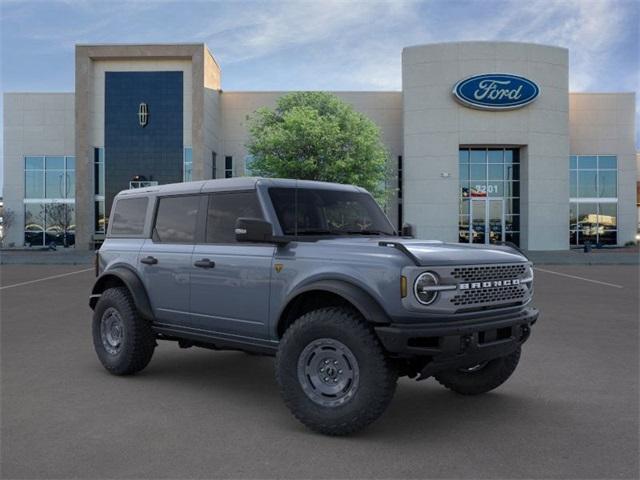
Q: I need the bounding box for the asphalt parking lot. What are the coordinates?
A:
[1,264,638,479]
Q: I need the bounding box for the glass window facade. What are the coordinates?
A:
[24,203,45,247]
[225,156,233,178]
[25,155,74,200]
[459,148,520,246]
[183,147,193,182]
[94,147,106,234]
[24,156,75,247]
[570,155,617,246]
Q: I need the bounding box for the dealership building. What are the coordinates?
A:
[2,41,638,250]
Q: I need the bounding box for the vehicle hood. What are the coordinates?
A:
[314,237,528,266]
[390,238,527,266]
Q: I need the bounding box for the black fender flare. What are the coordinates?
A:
[89,266,154,320]
[278,279,391,331]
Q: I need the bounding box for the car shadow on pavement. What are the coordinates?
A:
[100,346,556,440]
[114,347,283,398]
[375,383,539,437]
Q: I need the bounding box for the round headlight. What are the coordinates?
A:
[524,264,534,282]
[414,272,439,305]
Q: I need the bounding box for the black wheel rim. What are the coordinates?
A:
[297,338,360,407]
[100,307,124,355]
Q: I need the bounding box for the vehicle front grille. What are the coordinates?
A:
[450,284,527,307]
[451,264,527,283]
[448,263,530,308]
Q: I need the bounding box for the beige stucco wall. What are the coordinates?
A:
[402,41,570,250]
[569,92,637,244]
[2,93,75,247]
[198,46,222,180]
[204,48,221,91]
[203,87,221,179]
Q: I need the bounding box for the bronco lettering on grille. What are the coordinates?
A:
[459,279,520,290]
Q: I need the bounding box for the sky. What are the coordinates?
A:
[1,0,638,192]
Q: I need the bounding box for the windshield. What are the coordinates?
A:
[269,187,396,237]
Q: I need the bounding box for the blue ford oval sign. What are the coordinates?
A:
[453,73,540,110]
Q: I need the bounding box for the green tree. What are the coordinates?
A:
[246,92,390,201]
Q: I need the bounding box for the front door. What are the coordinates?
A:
[469,198,505,245]
[188,191,275,339]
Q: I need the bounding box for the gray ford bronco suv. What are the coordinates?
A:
[90,177,538,435]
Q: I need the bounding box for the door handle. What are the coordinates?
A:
[140,256,158,265]
[194,258,215,269]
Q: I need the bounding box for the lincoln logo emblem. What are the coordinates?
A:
[138,103,149,127]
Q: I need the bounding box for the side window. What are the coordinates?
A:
[206,191,263,243]
[153,195,200,243]
[109,197,148,236]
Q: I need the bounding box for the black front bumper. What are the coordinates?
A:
[375,307,538,377]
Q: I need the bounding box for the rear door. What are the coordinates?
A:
[138,194,203,324]
[189,190,275,339]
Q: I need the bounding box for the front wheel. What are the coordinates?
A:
[275,307,398,436]
[434,348,521,395]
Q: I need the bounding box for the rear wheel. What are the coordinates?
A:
[434,348,521,395]
[276,307,397,436]
[92,287,155,375]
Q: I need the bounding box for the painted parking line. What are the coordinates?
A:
[0,267,94,291]
[534,267,624,289]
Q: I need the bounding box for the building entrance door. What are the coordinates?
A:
[470,198,505,245]
[459,147,520,246]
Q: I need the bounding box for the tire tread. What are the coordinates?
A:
[276,307,397,436]
[92,287,155,375]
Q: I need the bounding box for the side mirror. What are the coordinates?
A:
[235,217,275,243]
[401,223,414,237]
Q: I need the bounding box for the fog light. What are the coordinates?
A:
[414,272,439,305]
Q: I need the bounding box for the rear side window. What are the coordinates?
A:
[206,191,263,243]
[109,197,148,236]
[153,195,200,243]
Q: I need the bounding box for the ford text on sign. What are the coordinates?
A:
[453,74,540,110]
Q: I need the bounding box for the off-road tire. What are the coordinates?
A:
[276,307,398,436]
[92,287,155,375]
[434,348,521,395]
